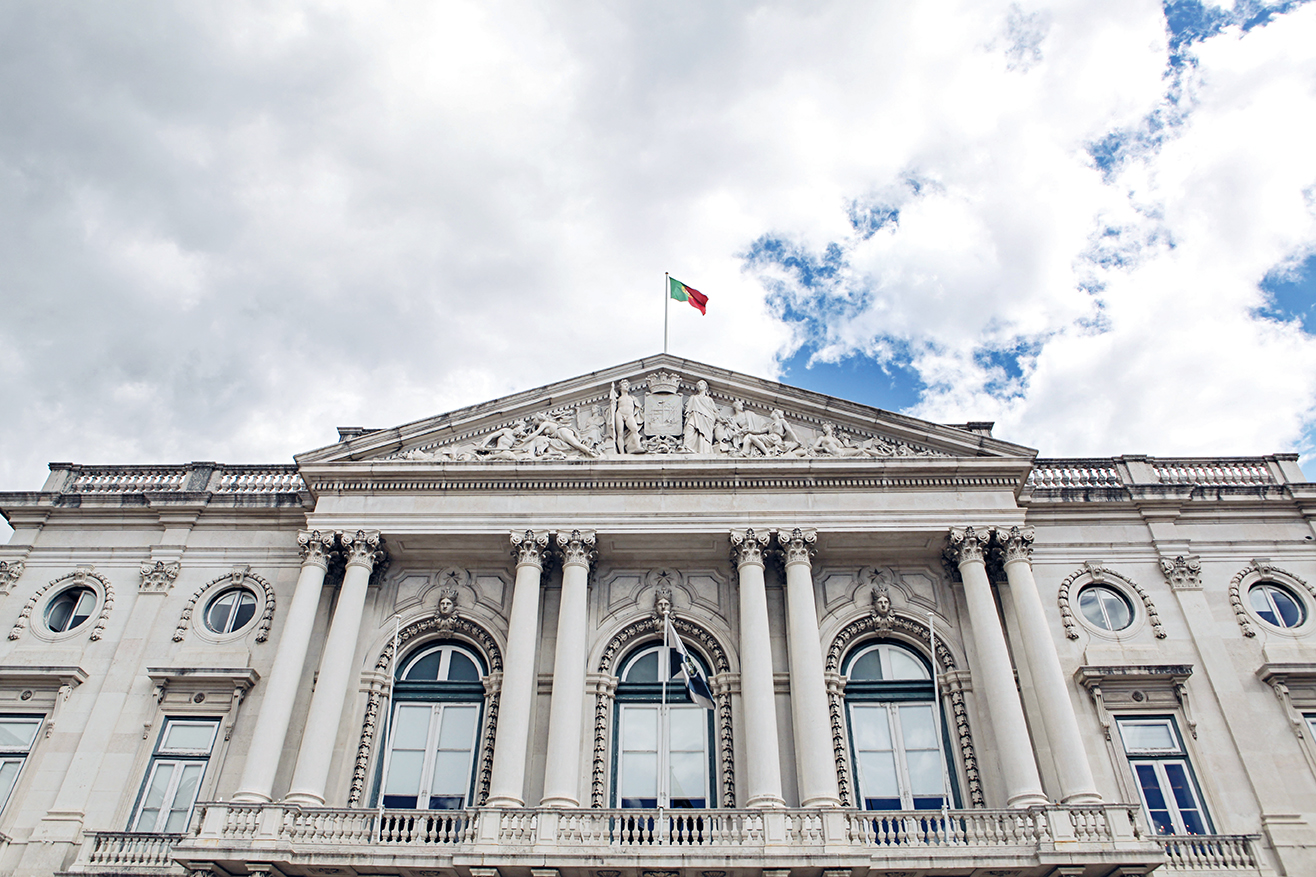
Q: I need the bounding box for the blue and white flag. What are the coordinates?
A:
[664,615,716,710]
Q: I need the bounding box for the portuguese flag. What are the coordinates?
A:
[668,276,709,315]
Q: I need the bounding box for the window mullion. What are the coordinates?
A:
[419,705,443,803]
[155,761,185,833]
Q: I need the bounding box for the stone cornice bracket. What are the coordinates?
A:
[776,527,818,566]
[0,560,25,595]
[945,526,991,570]
[1257,664,1316,742]
[730,528,772,568]
[1159,555,1202,591]
[993,526,1035,565]
[554,529,597,569]
[510,529,551,570]
[296,529,337,569]
[139,560,180,593]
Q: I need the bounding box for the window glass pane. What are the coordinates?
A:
[1120,720,1177,753]
[848,649,882,681]
[1164,762,1206,834]
[857,751,899,798]
[393,705,432,749]
[1100,590,1132,629]
[403,650,443,681]
[71,589,97,626]
[383,750,424,796]
[229,593,257,631]
[164,763,204,833]
[45,593,75,632]
[670,751,705,799]
[622,707,658,752]
[1134,764,1175,834]
[0,759,20,810]
[136,763,176,832]
[0,719,41,750]
[436,705,478,749]
[429,751,472,796]
[850,705,892,751]
[669,708,704,750]
[623,651,659,682]
[885,647,929,681]
[447,651,480,681]
[1274,588,1304,627]
[161,722,217,753]
[898,705,937,749]
[620,752,657,798]
[905,749,943,796]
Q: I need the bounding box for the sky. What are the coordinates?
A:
[3,0,1316,531]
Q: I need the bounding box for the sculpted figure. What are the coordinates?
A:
[613,380,645,454]
[715,399,752,451]
[524,412,599,457]
[681,380,719,454]
[577,404,607,449]
[812,422,864,457]
[741,408,803,456]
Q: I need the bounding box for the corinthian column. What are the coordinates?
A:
[995,526,1101,804]
[234,530,336,803]
[486,530,550,807]
[285,530,386,806]
[731,528,785,809]
[947,527,1047,808]
[540,529,596,808]
[778,528,841,808]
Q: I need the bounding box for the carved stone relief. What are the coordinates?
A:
[139,560,181,593]
[592,614,734,808]
[825,611,984,809]
[348,615,504,808]
[386,373,950,462]
[0,560,26,595]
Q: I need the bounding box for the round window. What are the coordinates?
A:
[45,586,97,633]
[204,588,258,634]
[1249,582,1305,629]
[1077,585,1134,632]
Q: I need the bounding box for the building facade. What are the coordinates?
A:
[0,354,1313,876]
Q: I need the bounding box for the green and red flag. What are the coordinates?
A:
[668,276,708,315]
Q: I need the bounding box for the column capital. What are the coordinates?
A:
[776,527,818,566]
[945,526,991,567]
[730,528,772,568]
[1159,554,1202,590]
[511,529,551,570]
[554,529,597,568]
[340,529,386,573]
[296,530,337,569]
[993,525,1036,566]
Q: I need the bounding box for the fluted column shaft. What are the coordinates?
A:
[540,530,596,808]
[233,530,336,803]
[731,529,785,809]
[286,530,384,806]
[996,527,1101,804]
[779,528,842,808]
[486,530,550,807]
[948,527,1048,808]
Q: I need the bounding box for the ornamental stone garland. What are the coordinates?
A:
[173,566,276,642]
[10,568,115,642]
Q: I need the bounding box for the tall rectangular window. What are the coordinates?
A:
[380,702,480,809]
[131,719,219,833]
[0,716,43,814]
[1117,717,1211,836]
[616,703,709,808]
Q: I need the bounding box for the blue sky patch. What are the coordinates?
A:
[1258,252,1316,333]
[778,343,925,412]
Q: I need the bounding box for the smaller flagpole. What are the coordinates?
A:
[664,272,670,354]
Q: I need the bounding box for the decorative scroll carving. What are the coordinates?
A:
[173,566,276,643]
[511,530,551,570]
[730,528,772,567]
[825,612,983,808]
[993,526,1035,564]
[11,567,115,641]
[0,560,25,594]
[945,527,990,567]
[1058,562,1165,640]
[341,530,387,579]
[591,615,734,808]
[556,529,598,567]
[777,528,817,565]
[348,615,504,808]
[139,560,180,593]
[1159,555,1202,591]
[1230,560,1316,637]
[297,529,337,568]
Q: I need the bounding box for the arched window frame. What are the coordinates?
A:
[841,640,961,812]
[610,642,717,809]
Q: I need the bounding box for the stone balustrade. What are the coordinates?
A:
[48,463,305,496]
[1153,460,1274,486]
[1028,454,1299,493]
[69,831,184,873]
[1027,461,1125,489]
[155,802,1164,875]
[1159,834,1262,873]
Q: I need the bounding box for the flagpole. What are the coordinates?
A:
[664,272,669,354]
[660,612,669,840]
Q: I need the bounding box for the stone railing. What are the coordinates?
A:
[1159,834,1262,872]
[1153,460,1275,486]
[168,802,1162,875]
[67,831,185,872]
[51,463,305,496]
[1026,461,1124,489]
[1027,455,1297,494]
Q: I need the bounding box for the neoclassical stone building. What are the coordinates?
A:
[0,354,1313,876]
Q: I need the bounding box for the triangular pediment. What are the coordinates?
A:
[295,355,1036,465]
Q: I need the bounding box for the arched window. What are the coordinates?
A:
[844,641,956,811]
[378,642,486,810]
[614,644,714,809]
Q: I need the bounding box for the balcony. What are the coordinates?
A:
[89,802,1168,876]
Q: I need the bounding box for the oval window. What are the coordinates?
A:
[1249,582,1305,629]
[204,588,258,634]
[1078,585,1134,631]
[45,586,97,633]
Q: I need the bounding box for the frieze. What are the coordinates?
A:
[384,374,950,462]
